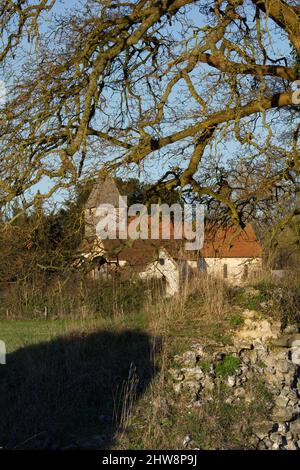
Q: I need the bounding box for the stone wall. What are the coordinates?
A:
[169,310,300,450]
[203,257,262,284]
[140,248,180,297]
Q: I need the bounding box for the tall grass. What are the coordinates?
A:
[2,270,289,450]
[232,270,300,326]
[148,274,230,339]
[0,274,164,320]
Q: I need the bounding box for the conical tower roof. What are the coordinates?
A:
[85,176,122,209]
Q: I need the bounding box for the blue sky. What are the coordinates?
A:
[0,1,294,209]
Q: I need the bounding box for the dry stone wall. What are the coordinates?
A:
[169,310,300,450]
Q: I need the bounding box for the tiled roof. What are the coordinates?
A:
[83,178,262,262]
[81,223,262,267]
[202,224,262,258]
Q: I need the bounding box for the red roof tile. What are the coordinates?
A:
[81,222,262,265]
[202,224,262,258]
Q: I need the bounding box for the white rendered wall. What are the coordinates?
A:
[203,257,262,284]
[139,249,180,296]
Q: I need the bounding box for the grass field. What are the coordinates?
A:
[0,316,149,353]
[0,314,158,449]
[0,274,296,450]
[0,278,216,449]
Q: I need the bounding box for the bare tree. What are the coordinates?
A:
[0,0,299,229]
[0,1,54,62]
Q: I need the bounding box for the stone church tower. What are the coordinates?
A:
[84,176,124,241]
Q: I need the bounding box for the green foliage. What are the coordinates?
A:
[231,288,265,311]
[232,279,300,326]
[257,360,266,369]
[252,280,278,294]
[228,313,244,328]
[151,376,273,450]
[211,329,233,346]
[0,191,85,284]
[84,279,147,317]
[215,356,240,378]
[199,360,211,373]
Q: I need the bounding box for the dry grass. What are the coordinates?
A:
[2,271,295,450]
[232,270,300,326]
[0,275,163,320]
[0,326,158,449]
[113,274,291,450]
[148,275,230,337]
[117,359,272,450]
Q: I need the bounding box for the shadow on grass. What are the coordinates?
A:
[0,329,160,449]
